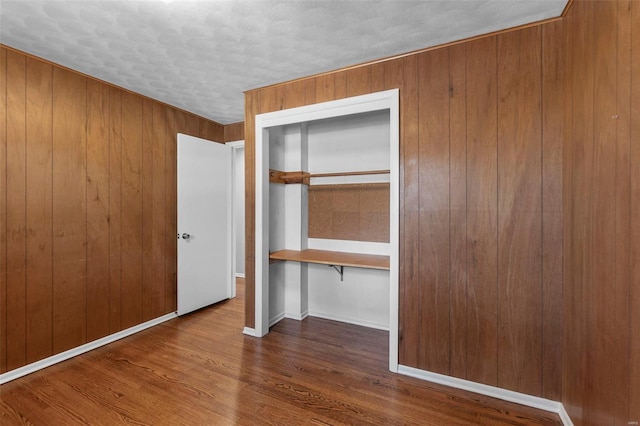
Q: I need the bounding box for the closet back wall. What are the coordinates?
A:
[0,45,226,373]
[245,22,565,401]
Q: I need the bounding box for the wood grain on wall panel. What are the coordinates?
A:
[315,74,335,103]
[141,99,157,321]
[6,50,27,371]
[120,92,143,329]
[541,20,564,402]
[496,27,543,396]
[25,57,53,363]
[0,47,7,373]
[109,87,123,334]
[283,80,306,110]
[417,49,451,375]
[224,121,244,143]
[448,43,468,380]
[370,62,385,93]
[564,1,594,422]
[151,103,167,316]
[589,1,618,423]
[613,1,632,422]
[304,78,316,107]
[52,67,87,353]
[346,66,371,97]
[334,71,347,100]
[86,79,111,342]
[465,36,498,387]
[244,92,256,328]
[630,1,640,420]
[165,107,177,312]
[399,55,419,366]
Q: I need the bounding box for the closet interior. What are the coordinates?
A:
[265,110,392,331]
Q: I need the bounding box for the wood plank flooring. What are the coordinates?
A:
[0,279,561,425]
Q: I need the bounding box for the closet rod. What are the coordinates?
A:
[309,169,390,179]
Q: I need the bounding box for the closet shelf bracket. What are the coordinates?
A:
[329,264,344,281]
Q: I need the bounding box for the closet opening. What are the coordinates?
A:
[252,90,399,372]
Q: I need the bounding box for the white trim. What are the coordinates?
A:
[230,141,245,298]
[397,365,572,425]
[285,310,309,321]
[242,327,257,337]
[558,405,573,426]
[0,312,177,385]
[255,89,400,374]
[308,311,389,331]
[225,140,245,147]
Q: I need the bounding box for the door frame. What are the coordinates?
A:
[251,89,400,373]
[227,139,245,298]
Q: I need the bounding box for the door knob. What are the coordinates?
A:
[182,233,191,240]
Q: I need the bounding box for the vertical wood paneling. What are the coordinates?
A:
[465,36,498,386]
[541,20,564,401]
[370,62,385,93]
[25,57,53,363]
[315,74,335,103]
[52,67,87,353]
[346,66,371,97]
[304,78,316,106]
[448,44,468,380]
[496,27,543,395]
[334,71,347,100]
[589,2,618,423]
[86,79,110,342]
[165,108,177,313]
[1,47,226,374]
[108,87,122,334]
[152,103,167,315]
[0,47,7,374]
[417,49,451,374]
[142,99,158,321]
[6,50,27,371]
[283,80,306,110]
[121,92,143,329]
[244,92,256,328]
[613,1,632,423]
[563,2,592,421]
[630,2,640,421]
[223,121,245,143]
[399,55,419,367]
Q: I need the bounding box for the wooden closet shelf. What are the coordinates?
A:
[269,249,390,270]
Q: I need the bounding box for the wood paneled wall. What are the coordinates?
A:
[563,1,639,424]
[0,46,226,373]
[244,24,565,399]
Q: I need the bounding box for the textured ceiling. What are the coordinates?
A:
[0,0,567,124]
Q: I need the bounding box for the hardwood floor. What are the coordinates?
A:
[0,278,561,425]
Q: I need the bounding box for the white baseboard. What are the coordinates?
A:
[308,311,389,331]
[242,327,256,337]
[0,312,178,385]
[397,365,572,426]
[235,273,246,279]
[285,310,309,321]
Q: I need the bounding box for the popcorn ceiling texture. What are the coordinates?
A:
[0,0,566,124]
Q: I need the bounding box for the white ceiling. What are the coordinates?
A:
[0,0,567,124]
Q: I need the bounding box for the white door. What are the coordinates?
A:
[177,133,232,315]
